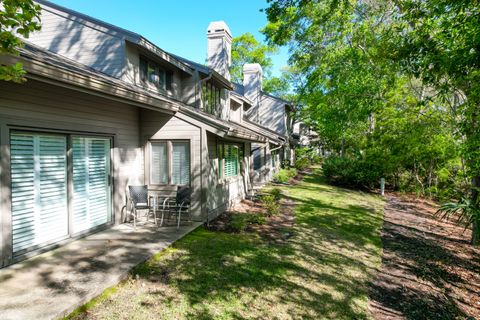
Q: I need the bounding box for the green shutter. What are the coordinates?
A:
[151,142,168,184]
[224,145,238,177]
[72,137,111,234]
[11,133,68,253]
[172,142,190,185]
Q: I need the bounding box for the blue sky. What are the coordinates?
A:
[48,0,289,77]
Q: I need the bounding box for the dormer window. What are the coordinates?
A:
[201,80,221,116]
[140,56,172,91]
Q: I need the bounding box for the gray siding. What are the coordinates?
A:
[140,110,202,220]
[27,4,126,78]
[259,94,287,136]
[124,42,183,100]
[206,133,252,218]
[0,79,143,265]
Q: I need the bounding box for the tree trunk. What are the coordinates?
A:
[471,175,480,246]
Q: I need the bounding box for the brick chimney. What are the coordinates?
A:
[207,21,232,80]
[243,63,263,122]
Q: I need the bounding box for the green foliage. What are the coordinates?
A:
[229,213,266,232]
[0,0,42,82]
[437,197,480,232]
[294,157,309,171]
[322,156,383,189]
[273,168,297,183]
[269,187,282,200]
[230,32,277,83]
[263,1,480,246]
[261,194,280,216]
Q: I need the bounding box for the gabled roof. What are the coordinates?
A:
[230,91,253,109]
[172,54,233,90]
[233,82,293,108]
[35,0,193,75]
[241,119,286,145]
[3,42,266,143]
[5,42,179,113]
[178,105,266,143]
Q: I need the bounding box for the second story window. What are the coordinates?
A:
[202,80,221,116]
[140,57,172,91]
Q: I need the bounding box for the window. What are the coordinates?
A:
[202,80,221,115]
[140,56,173,91]
[218,142,243,178]
[150,141,190,185]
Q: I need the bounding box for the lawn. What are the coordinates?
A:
[67,169,385,320]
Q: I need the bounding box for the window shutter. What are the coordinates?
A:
[172,142,190,185]
[11,133,68,253]
[151,142,168,184]
[72,137,111,233]
[224,145,239,177]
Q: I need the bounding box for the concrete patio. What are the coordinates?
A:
[0,221,202,320]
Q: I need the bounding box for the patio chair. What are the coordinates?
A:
[128,185,157,228]
[159,186,192,230]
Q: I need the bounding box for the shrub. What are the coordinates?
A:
[229,214,248,232]
[269,188,282,200]
[229,213,266,232]
[273,168,298,183]
[322,155,382,189]
[311,154,323,164]
[262,194,280,216]
[295,157,310,170]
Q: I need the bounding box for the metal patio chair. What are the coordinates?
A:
[128,185,157,228]
[158,186,192,230]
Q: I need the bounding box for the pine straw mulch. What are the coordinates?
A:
[369,193,480,320]
[205,196,296,244]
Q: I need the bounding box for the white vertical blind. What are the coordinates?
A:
[172,142,190,185]
[150,142,168,184]
[11,133,68,253]
[72,137,111,233]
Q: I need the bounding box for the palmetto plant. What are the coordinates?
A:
[436,195,480,245]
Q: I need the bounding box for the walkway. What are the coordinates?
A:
[0,221,201,320]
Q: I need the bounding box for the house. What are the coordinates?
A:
[0,0,292,268]
[234,64,294,186]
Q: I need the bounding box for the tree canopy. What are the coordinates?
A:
[0,0,41,82]
[263,0,480,244]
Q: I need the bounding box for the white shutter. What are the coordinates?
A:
[150,142,168,184]
[172,142,190,185]
[11,133,68,253]
[72,137,111,234]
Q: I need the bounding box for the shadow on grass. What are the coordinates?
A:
[125,169,385,319]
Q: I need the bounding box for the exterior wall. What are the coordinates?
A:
[140,110,202,220]
[123,42,183,100]
[251,142,271,186]
[0,79,143,266]
[28,3,126,78]
[181,70,201,107]
[259,94,287,135]
[229,100,242,123]
[206,133,251,219]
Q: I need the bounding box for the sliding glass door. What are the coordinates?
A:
[10,132,112,254]
[72,136,111,234]
[10,133,68,253]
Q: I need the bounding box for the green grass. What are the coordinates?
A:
[66,168,385,320]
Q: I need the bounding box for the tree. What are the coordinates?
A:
[230,32,277,83]
[231,32,296,99]
[263,0,480,244]
[384,0,480,245]
[0,0,41,82]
